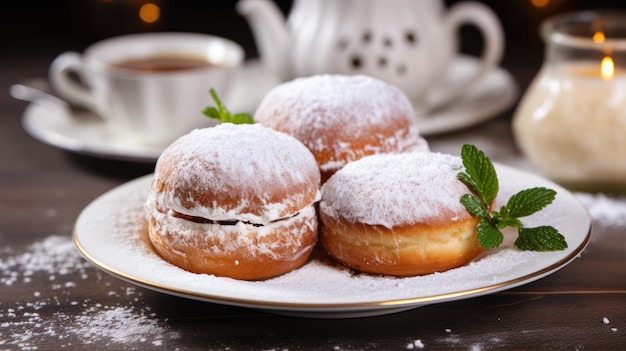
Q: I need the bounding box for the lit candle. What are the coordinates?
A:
[601,56,614,79]
[513,22,626,189]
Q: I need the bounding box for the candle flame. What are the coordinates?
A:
[601,56,614,80]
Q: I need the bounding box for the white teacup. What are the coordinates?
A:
[49,32,244,146]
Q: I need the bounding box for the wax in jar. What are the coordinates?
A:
[513,62,626,187]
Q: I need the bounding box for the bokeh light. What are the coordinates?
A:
[593,31,606,43]
[139,3,160,23]
[530,0,550,7]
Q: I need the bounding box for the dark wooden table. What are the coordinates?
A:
[2,3,626,350]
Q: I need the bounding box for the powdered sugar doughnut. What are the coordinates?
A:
[145,123,321,280]
[254,74,429,183]
[319,152,484,276]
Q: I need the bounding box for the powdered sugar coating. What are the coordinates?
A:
[151,123,320,225]
[145,194,317,260]
[256,74,414,135]
[320,152,471,228]
[254,75,429,173]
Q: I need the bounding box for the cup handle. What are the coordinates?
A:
[425,2,504,111]
[48,52,100,113]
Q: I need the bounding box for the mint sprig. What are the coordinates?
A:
[202,88,254,124]
[457,144,568,251]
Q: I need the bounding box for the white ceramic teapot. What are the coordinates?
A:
[237,0,504,110]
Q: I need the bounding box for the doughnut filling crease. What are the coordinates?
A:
[166,204,304,227]
[145,124,321,280]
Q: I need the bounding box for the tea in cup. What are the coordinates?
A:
[49,32,244,146]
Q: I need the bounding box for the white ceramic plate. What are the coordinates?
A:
[22,57,517,163]
[73,163,590,318]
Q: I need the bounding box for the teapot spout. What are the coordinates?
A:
[237,0,291,80]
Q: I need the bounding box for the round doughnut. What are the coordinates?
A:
[319,152,485,276]
[254,74,429,183]
[145,123,321,280]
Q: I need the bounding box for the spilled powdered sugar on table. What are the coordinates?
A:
[0,235,179,350]
[575,192,626,229]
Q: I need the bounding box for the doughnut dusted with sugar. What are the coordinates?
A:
[145,123,321,280]
[254,74,429,182]
[319,152,484,276]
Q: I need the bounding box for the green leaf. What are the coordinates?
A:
[456,144,567,252]
[491,207,523,228]
[495,216,523,229]
[202,107,221,120]
[515,226,568,251]
[477,218,504,249]
[209,88,229,116]
[230,112,254,125]
[202,88,254,124]
[506,187,557,218]
[460,194,488,217]
[459,144,499,205]
[457,172,479,195]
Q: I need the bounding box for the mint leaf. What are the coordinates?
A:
[457,172,480,198]
[210,88,229,116]
[230,113,255,124]
[202,106,220,119]
[477,218,503,249]
[506,187,556,218]
[202,88,254,124]
[460,194,488,217]
[457,144,567,252]
[495,216,524,229]
[515,226,568,251]
[459,144,498,205]
[491,206,522,228]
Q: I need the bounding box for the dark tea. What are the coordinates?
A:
[112,55,215,72]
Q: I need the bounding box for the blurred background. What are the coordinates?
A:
[2,0,625,155]
[2,0,626,128]
[2,0,625,72]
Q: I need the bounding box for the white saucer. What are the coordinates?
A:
[73,163,590,318]
[21,57,517,162]
[416,55,518,135]
[21,105,165,163]
[19,62,280,163]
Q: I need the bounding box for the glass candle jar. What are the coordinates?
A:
[513,11,626,192]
